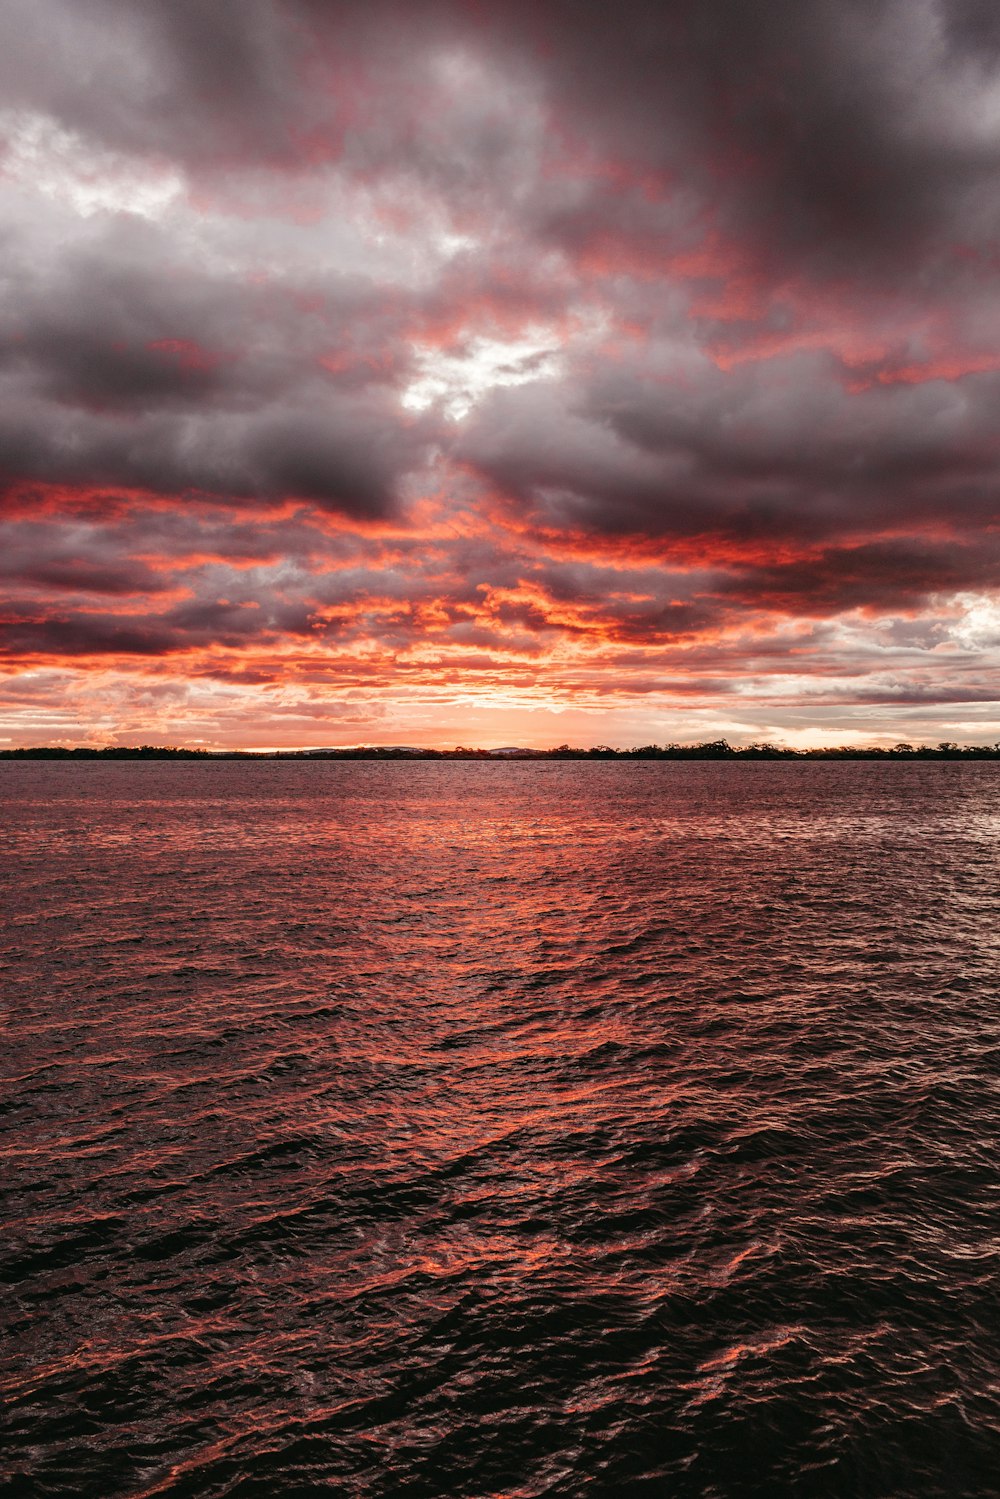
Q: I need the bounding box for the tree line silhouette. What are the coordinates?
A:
[3,741,1000,761]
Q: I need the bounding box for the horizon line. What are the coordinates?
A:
[4,739,1000,761]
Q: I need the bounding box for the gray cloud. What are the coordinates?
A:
[1,0,1000,740]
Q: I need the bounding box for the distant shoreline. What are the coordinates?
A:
[3,742,1000,762]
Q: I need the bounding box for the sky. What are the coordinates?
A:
[2,0,1000,750]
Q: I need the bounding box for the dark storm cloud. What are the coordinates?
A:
[0,215,427,514]
[942,0,1000,58]
[0,389,419,516]
[1,0,1000,727]
[0,610,180,658]
[6,1,994,261]
[0,585,318,661]
[0,520,168,595]
[459,354,1000,549]
[716,537,1000,615]
[530,1,1000,276]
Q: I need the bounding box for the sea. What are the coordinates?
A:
[2,759,999,1498]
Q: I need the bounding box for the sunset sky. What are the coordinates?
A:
[3,0,1000,749]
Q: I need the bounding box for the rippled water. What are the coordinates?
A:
[2,760,1000,1498]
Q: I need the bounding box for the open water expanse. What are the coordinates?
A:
[2,760,999,1498]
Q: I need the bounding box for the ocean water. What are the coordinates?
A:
[2,759,999,1498]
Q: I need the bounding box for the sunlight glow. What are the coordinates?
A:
[401,331,565,419]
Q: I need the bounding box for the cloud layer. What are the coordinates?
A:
[2,0,1000,747]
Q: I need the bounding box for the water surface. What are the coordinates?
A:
[2,761,999,1497]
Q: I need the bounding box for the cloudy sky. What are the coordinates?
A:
[3,0,1000,748]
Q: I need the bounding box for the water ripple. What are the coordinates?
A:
[2,760,999,1497]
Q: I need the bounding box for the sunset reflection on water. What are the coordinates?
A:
[3,760,999,1498]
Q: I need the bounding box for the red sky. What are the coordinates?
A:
[2,0,1000,749]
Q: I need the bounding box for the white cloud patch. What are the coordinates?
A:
[1,109,185,219]
[401,329,566,420]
